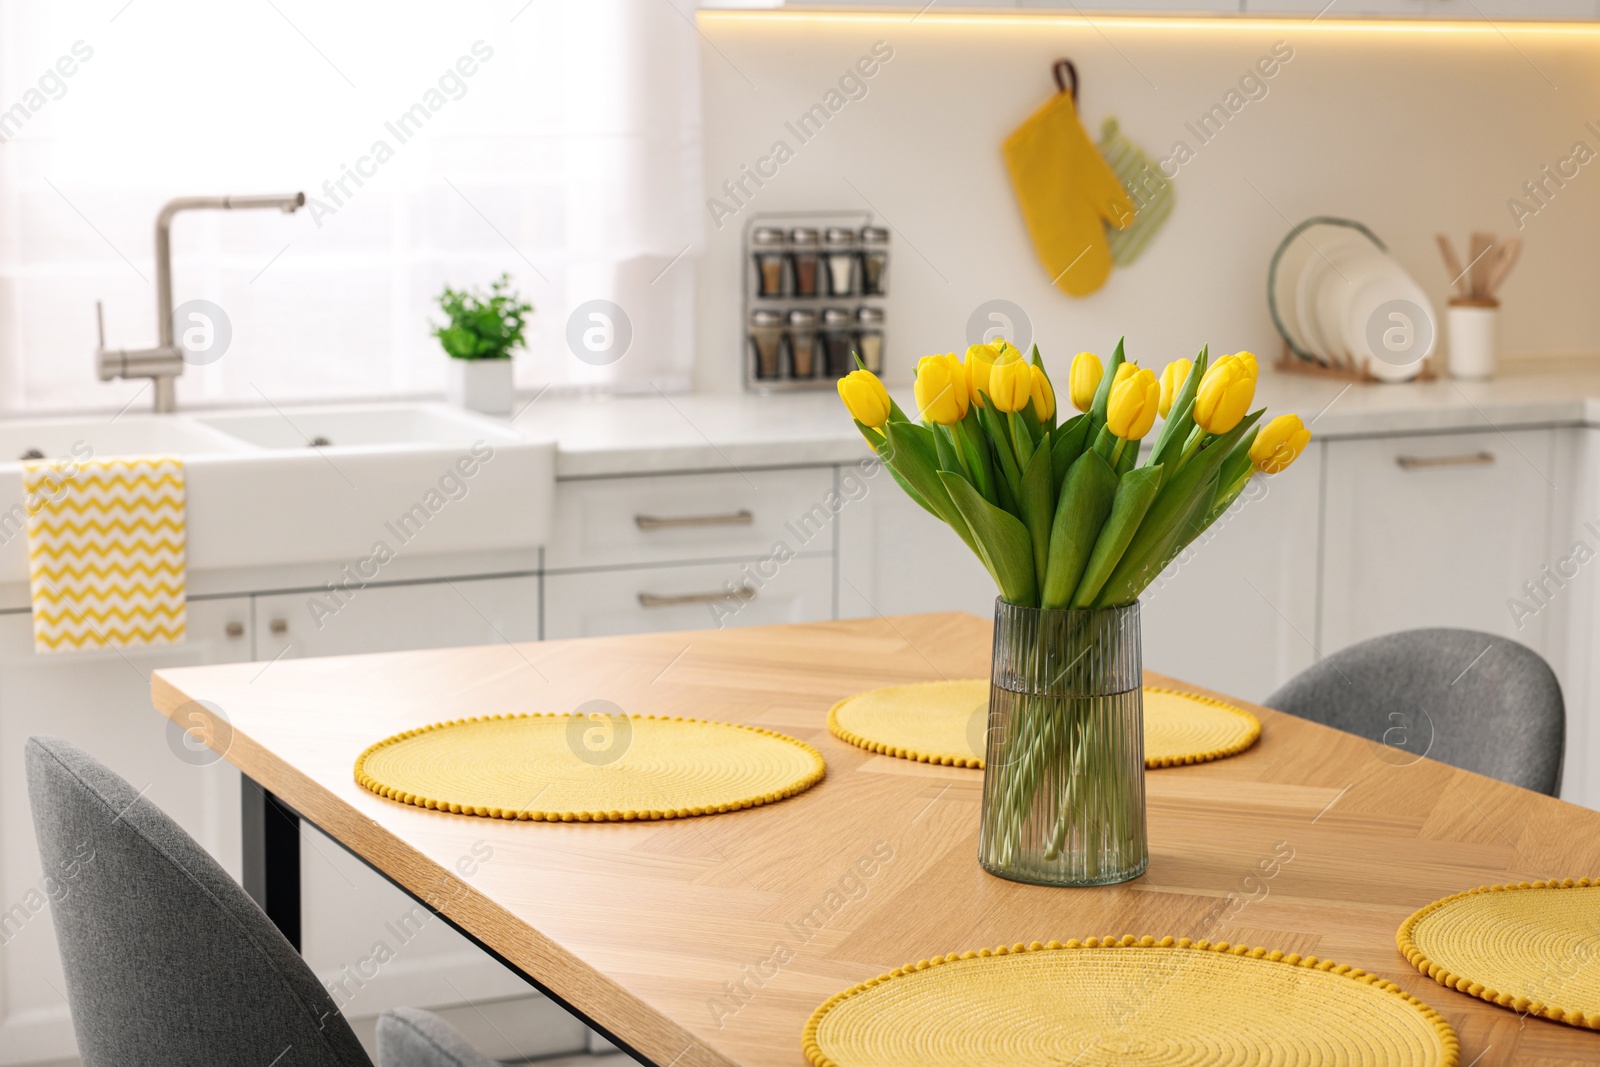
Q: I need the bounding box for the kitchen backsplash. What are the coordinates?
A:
[693,13,1600,391]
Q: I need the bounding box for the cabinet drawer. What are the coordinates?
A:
[544,556,833,639]
[1322,429,1554,654]
[254,575,539,660]
[546,467,837,570]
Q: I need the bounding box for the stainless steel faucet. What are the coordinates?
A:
[97,193,305,413]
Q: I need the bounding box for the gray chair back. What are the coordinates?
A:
[1264,628,1564,795]
[25,735,374,1067]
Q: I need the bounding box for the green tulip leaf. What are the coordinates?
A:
[940,471,1038,606]
[1049,414,1091,496]
[1148,344,1208,471]
[1019,445,1054,591]
[1091,408,1263,605]
[1040,450,1117,610]
[883,420,977,552]
[976,396,1024,504]
[1072,465,1163,608]
[1091,337,1126,425]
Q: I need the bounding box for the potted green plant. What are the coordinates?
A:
[432,273,533,415]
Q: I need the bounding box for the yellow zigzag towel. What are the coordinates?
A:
[23,456,186,653]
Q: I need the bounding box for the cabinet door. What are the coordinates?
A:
[1140,446,1323,703]
[249,576,574,1050]
[253,575,539,660]
[837,468,996,620]
[0,598,252,1065]
[1321,430,1555,656]
[545,555,833,639]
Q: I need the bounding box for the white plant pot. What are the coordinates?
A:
[446,358,514,416]
[1448,303,1500,381]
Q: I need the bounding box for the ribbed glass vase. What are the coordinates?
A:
[978,599,1148,887]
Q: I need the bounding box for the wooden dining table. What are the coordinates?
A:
[151,612,1600,1067]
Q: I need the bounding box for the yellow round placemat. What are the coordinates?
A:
[805,937,1458,1067]
[354,713,825,822]
[1399,878,1600,1030]
[826,680,1260,770]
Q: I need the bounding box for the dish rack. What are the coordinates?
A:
[741,211,887,393]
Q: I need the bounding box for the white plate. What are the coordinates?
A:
[1267,219,1386,365]
[1345,260,1436,382]
[1313,241,1389,368]
[1297,232,1374,363]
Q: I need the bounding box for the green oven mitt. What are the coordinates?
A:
[1003,89,1135,298]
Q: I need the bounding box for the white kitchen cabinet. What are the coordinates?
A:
[1321,429,1556,658]
[546,467,837,571]
[253,574,540,660]
[0,598,252,1065]
[1141,446,1323,703]
[545,555,834,638]
[251,575,569,1052]
[836,468,996,621]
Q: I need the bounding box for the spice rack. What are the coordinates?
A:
[742,211,888,393]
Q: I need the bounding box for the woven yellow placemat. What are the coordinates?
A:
[1399,878,1600,1030]
[805,937,1459,1067]
[826,680,1260,770]
[355,713,825,822]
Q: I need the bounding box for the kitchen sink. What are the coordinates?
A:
[0,404,554,583]
[196,403,523,450]
[0,414,250,466]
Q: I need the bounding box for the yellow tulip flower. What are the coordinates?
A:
[914,354,969,425]
[1069,351,1103,412]
[988,352,1033,413]
[1029,365,1056,421]
[1233,350,1259,380]
[1192,355,1256,435]
[837,369,892,429]
[1106,366,1161,440]
[965,342,999,408]
[1249,413,1311,473]
[1158,358,1192,419]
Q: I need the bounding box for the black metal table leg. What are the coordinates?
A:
[242,775,302,950]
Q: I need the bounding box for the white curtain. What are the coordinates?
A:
[0,0,702,416]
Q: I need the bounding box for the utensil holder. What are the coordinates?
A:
[1447,301,1499,381]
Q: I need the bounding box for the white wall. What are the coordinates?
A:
[695,12,1600,390]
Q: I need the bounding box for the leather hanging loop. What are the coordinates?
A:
[1052,59,1078,103]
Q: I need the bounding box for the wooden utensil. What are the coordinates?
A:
[1469,232,1493,300]
[1436,234,1467,298]
[1485,236,1521,298]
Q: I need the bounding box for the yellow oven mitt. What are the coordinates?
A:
[1004,89,1135,297]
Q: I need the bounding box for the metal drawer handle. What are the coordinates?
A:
[635,509,754,531]
[638,583,756,609]
[1395,452,1495,470]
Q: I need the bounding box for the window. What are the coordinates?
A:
[0,0,703,416]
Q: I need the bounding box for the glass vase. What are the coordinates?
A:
[978,599,1148,887]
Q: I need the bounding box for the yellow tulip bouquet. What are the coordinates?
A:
[837,339,1310,885]
[838,340,1309,611]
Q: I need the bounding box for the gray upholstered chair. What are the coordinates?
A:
[1264,628,1565,795]
[25,735,499,1067]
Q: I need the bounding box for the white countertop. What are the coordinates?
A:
[519,357,1600,479]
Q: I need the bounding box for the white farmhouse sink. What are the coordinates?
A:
[0,403,553,583]
[0,414,251,463]
[196,403,522,450]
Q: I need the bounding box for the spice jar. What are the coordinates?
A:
[860,225,889,296]
[750,309,785,380]
[752,227,788,298]
[789,227,821,298]
[855,306,885,374]
[821,307,857,378]
[787,308,820,379]
[823,227,857,297]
